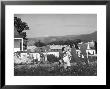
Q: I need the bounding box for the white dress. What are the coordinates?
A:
[63,52,71,66]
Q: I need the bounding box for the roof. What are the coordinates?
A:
[49,45,67,49]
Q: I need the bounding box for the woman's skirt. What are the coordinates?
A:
[63,56,71,66]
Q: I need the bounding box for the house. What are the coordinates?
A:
[76,41,96,58]
[14,27,23,52]
[86,41,96,58]
[49,45,67,52]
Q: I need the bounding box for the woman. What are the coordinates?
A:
[62,47,71,69]
[58,47,65,66]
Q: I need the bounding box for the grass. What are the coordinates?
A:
[14,60,97,76]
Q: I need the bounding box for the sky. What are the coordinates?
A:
[14,14,97,38]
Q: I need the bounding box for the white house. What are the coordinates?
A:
[76,41,96,58]
[49,45,67,51]
[86,41,96,58]
[14,27,24,52]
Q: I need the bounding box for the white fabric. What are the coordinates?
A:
[32,53,37,59]
[63,51,71,67]
[36,53,40,61]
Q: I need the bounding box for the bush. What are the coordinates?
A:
[47,54,59,63]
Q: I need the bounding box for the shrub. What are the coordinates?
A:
[47,54,59,63]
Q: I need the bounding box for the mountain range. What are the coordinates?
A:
[27,31,97,45]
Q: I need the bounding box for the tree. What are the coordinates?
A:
[14,17,29,38]
[64,40,74,46]
[74,39,82,44]
[94,41,97,54]
[34,40,46,47]
[14,17,30,50]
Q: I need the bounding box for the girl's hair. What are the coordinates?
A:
[62,47,65,51]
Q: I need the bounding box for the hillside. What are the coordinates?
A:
[72,31,97,42]
[27,31,97,45]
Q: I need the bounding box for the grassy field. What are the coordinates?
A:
[14,60,97,76]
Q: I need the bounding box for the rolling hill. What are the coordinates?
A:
[27,31,97,45]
